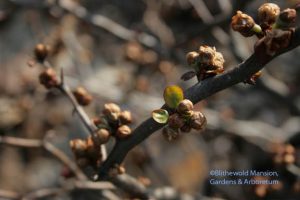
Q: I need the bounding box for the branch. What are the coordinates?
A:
[98,27,300,178]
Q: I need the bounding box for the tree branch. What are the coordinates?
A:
[98,27,300,178]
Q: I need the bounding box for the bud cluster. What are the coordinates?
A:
[270,143,296,165]
[231,3,298,83]
[231,3,297,56]
[70,103,133,173]
[252,176,283,198]
[163,99,206,141]
[184,45,225,81]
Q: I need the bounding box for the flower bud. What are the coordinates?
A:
[285,144,295,154]
[39,68,59,89]
[116,125,132,139]
[34,43,49,62]
[231,11,256,37]
[277,8,297,28]
[103,103,121,121]
[283,154,295,164]
[186,51,199,66]
[198,45,216,66]
[72,87,93,106]
[258,3,280,30]
[93,128,111,145]
[190,111,207,130]
[177,99,193,115]
[168,113,185,129]
[70,139,87,157]
[162,126,179,141]
[119,110,132,125]
[180,124,192,133]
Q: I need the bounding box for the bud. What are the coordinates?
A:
[186,51,199,66]
[116,125,132,139]
[198,45,216,66]
[119,110,132,125]
[231,11,256,37]
[285,144,295,154]
[211,52,225,73]
[39,68,59,89]
[85,136,98,157]
[277,8,297,28]
[168,113,185,129]
[190,111,207,130]
[93,128,111,145]
[73,87,93,106]
[258,3,280,30]
[70,139,87,157]
[283,154,295,164]
[34,43,48,62]
[177,99,194,115]
[103,103,121,121]
[162,126,179,141]
[180,124,192,133]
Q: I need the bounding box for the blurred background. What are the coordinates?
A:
[0,0,300,199]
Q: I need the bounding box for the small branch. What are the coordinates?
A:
[98,28,300,178]
[0,135,86,181]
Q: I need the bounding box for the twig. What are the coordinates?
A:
[98,28,300,178]
[0,135,87,180]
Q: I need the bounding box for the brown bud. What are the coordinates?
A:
[278,8,297,28]
[70,139,87,157]
[86,136,97,156]
[190,111,207,130]
[116,125,132,139]
[103,103,121,121]
[284,154,295,164]
[34,43,49,62]
[93,128,111,145]
[72,87,93,106]
[198,45,216,66]
[168,113,185,129]
[285,144,295,154]
[119,110,132,124]
[125,42,143,63]
[39,68,58,89]
[180,124,192,133]
[211,52,225,72]
[231,11,256,37]
[258,3,280,30]
[162,127,179,141]
[186,51,199,66]
[177,99,194,115]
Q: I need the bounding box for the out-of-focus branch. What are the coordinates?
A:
[0,135,87,180]
[57,0,158,49]
[98,28,300,178]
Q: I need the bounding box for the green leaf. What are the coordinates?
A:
[163,85,184,109]
[152,109,169,124]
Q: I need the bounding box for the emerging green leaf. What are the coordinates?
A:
[152,109,169,124]
[163,85,184,109]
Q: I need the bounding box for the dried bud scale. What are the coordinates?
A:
[39,68,59,89]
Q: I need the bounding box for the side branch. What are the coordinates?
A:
[98,27,300,178]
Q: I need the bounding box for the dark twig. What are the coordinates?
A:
[98,28,300,178]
